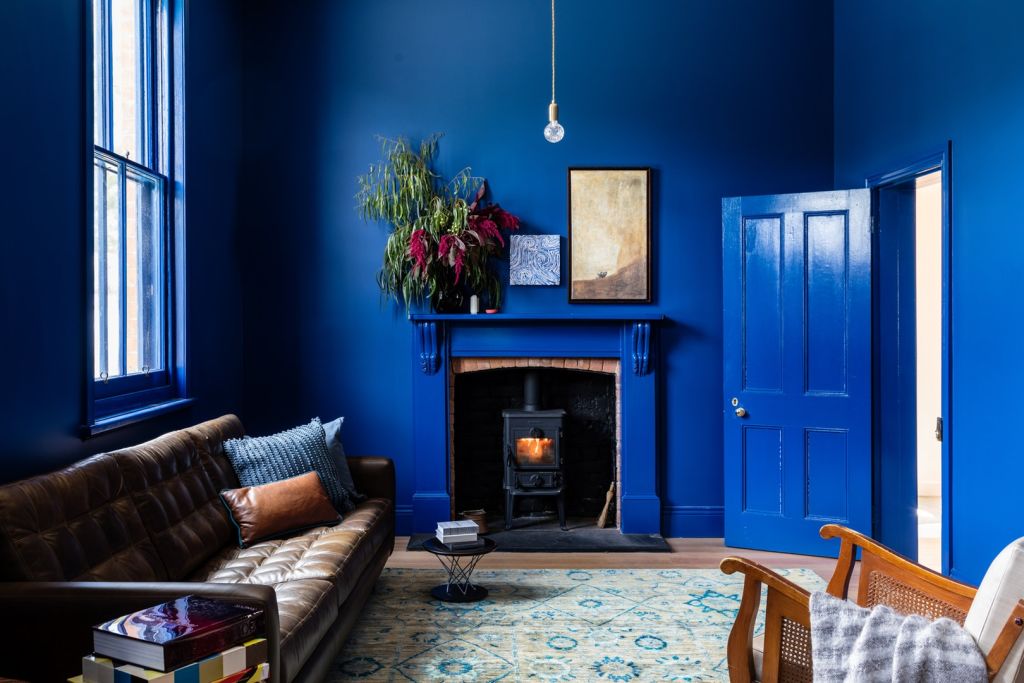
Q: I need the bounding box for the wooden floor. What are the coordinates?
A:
[388,537,853,582]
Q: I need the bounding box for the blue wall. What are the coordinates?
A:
[835,0,1024,583]
[239,0,835,536]
[0,0,244,481]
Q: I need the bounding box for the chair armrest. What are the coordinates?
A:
[985,599,1024,679]
[720,558,811,682]
[347,456,395,503]
[0,581,281,683]
[820,524,977,613]
[721,557,812,605]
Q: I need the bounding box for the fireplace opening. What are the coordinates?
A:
[453,366,617,530]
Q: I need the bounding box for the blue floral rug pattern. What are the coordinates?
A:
[329,567,824,682]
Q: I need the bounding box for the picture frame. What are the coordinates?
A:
[567,167,652,303]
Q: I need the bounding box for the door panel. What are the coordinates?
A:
[742,216,784,392]
[724,190,871,556]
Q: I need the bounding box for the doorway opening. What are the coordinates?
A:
[913,172,943,571]
[871,152,950,573]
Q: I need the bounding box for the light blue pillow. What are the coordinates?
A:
[322,416,366,503]
[223,418,355,513]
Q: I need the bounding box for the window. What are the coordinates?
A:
[90,0,185,428]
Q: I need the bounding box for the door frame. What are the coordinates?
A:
[865,142,953,575]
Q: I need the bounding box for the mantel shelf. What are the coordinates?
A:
[408,313,666,323]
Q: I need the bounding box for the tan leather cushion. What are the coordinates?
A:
[272,578,339,682]
[0,454,166,581]
[965,537,1024,683]
[220,471,340,547]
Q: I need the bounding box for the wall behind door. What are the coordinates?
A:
[835,0,1024,583]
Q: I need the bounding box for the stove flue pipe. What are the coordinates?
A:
[523,370,541,412]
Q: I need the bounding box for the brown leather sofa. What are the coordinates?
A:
[0,415,394,682]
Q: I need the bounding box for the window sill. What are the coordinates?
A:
[84,397,195,438]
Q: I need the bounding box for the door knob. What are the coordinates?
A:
[735,406,748,418]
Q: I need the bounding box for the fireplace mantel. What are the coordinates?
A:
[408,313,665,535]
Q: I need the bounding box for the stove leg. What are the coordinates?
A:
[505,490,513,530]
[557,494,566,531]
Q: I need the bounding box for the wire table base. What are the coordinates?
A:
[424,537,497,603]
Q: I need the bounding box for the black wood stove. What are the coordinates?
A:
[503,371,567,530]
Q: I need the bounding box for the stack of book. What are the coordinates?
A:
[69,595,270,683]
[437,520,483,549]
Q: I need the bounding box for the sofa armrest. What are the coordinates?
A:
[0,581,281,683]
[347,456,395,504]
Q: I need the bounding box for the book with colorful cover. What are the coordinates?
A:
[81,639,267,683]
[92,596,265,672]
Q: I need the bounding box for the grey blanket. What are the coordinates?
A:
[809,591,987,683]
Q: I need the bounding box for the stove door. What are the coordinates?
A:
[508,421,562,468]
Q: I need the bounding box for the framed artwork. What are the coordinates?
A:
[510,235,560,286]
[567,167,651,303]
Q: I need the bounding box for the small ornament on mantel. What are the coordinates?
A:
[470,294,480,315]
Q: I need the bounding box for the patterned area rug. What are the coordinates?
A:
[328,567,824,682]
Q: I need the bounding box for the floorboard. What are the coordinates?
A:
[388,536,858,583]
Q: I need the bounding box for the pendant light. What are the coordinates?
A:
[543,0,565,143]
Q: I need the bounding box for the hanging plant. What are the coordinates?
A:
[356,134,520,311]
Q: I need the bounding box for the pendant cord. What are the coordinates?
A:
[551,0,556,103]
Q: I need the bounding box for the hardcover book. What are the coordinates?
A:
[436,520,478,538]
[92,596,265,672]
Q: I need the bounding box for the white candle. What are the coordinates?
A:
[469,294,480,315]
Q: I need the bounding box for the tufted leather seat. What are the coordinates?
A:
[193,497,393,607]
[0,415,395,683]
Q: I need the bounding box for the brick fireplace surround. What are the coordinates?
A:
[407,314,663,535]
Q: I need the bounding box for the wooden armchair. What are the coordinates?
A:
[720,524,1024,683]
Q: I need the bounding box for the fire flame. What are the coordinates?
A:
[516,437,554,465]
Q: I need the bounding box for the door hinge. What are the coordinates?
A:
[870,215,880,235]
[935,416,943,442]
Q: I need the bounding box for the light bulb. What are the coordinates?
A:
[544,120,565,143]
[544,102,564,143]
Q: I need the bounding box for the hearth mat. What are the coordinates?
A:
[407,517,670,552]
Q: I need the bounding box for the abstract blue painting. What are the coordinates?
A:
[510,235,560,286]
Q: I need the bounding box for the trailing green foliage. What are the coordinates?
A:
[356,134,519,310]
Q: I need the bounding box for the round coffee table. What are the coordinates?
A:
[422,537,497,603]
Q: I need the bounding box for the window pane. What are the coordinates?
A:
[110,0,150,163]
[92,0,108,147]
[94,156,122,378]
[125,167,164,374]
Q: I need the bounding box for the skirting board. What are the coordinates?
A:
[661,505,724,538]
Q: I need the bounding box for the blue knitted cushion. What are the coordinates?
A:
[223,418,354,513]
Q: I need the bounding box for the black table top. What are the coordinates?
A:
[422,536,497,557]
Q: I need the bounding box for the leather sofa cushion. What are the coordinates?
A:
[337,498,390,537]
[194,498,393,607]
[185,414,244,492]
[110,427,237,580]
[0,454,166,582]
[220,471,341,547]
[272,578,339,682]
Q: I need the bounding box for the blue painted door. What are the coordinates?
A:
[723,190,872,556]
